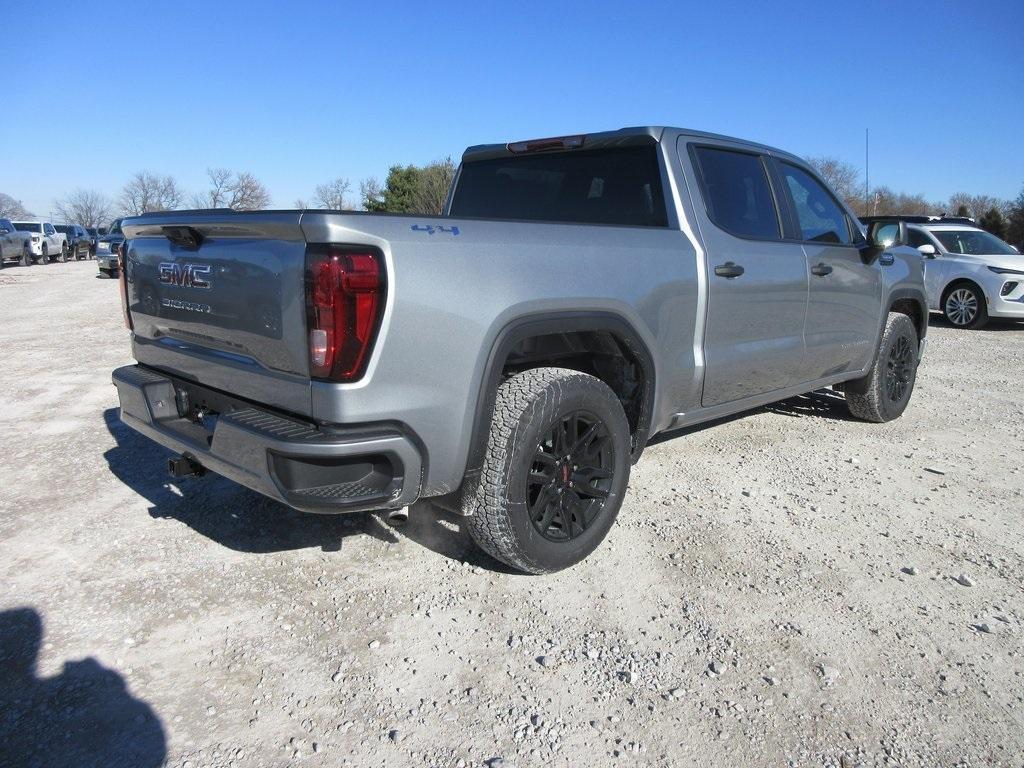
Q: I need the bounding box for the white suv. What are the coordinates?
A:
[865,216,1023,329]
[10,221,69,264]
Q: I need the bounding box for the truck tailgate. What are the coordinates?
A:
[122,211,313,417]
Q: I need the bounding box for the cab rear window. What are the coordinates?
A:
[449,146,668,227]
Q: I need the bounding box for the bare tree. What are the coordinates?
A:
[120,172,183,215]
[360,177,385,212]
[943,192,1007,220]
[53,188,113,227]
[313,178,353,210]
[866,186,938,216]
[410,157,456,215]
[293,198,309,209]
[192,168,271,210]
[0,192,33,219]
[806,156,862,211]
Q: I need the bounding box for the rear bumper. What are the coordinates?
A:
[112,364,422,514]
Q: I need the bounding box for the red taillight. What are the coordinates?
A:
[305,247,384,381]
[118,242,132,330]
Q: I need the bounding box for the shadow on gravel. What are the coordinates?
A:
[927,315,1024,332]
[102,408,400,555]
[393,501,521,573]
[0,608,166,768]
[762,388,858,421]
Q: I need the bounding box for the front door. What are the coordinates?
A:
[777,161,881,380]
[687,144,810,407]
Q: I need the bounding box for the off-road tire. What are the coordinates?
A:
[60,243,69,262]
[38,244,48,264]
[845,312,919,423]
[20,246,31,266]
[463,367,631,574]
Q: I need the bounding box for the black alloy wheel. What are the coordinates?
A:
[527,410,615,542]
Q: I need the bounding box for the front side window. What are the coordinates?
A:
[693,146,780,239]
[933,229,1018,256]
[908,229,934,249]
[44,224,56,235]
[782,163,852,244]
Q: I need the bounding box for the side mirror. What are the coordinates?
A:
[918,244,937,259]
[860,221,906,264]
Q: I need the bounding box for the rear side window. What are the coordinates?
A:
[449,146,668,227]
[693,147,781,240]
[781,163,852,245]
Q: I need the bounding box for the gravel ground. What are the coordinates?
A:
[1,259,1022,768]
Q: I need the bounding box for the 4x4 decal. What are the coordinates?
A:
[410,224,460,236]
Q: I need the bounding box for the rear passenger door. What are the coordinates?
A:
[775,161,881,379]
[687,144,810,407]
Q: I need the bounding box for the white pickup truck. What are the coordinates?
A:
[11,220,68,263]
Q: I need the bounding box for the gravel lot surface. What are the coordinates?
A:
[1,259,1022,768]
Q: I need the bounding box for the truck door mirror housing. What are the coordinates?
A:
[917,244,937,258]
[859,221,906,264]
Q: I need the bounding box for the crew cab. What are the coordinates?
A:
[11,221,68,263]
[111,127,927,573]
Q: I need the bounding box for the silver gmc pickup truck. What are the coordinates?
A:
[112,126,927,573]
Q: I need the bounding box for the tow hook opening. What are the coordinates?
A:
[168,454,206,479]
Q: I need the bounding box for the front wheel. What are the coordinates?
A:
[38,244,48,264]
[463,367,632,574]
[844,312,919,423]
[20,246,31,266]
[943,283,988,329]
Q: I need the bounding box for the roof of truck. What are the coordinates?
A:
[461,126,804,164]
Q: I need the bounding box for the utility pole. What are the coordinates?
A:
[864,128,870,214]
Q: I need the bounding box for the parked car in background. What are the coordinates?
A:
[111,126,928,573]
[96,218,125,277]
[55,224,94,260]
[86,227,100,254]
[11,221,67,263]
[0,218,35,267]
[863,215,1024,329]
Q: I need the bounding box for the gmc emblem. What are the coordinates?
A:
[158,262,212,290]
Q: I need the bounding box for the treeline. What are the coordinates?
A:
[807,156,1024,247]
[3,155,1022,248]
[0,158,456,229]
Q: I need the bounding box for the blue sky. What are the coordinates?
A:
[3,0,1022,218]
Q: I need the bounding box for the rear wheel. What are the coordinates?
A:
[845,312,919,423]
[942,282,988,329]
[20,246,31,266]
[463,367,631,574]
[60,242,69,262]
